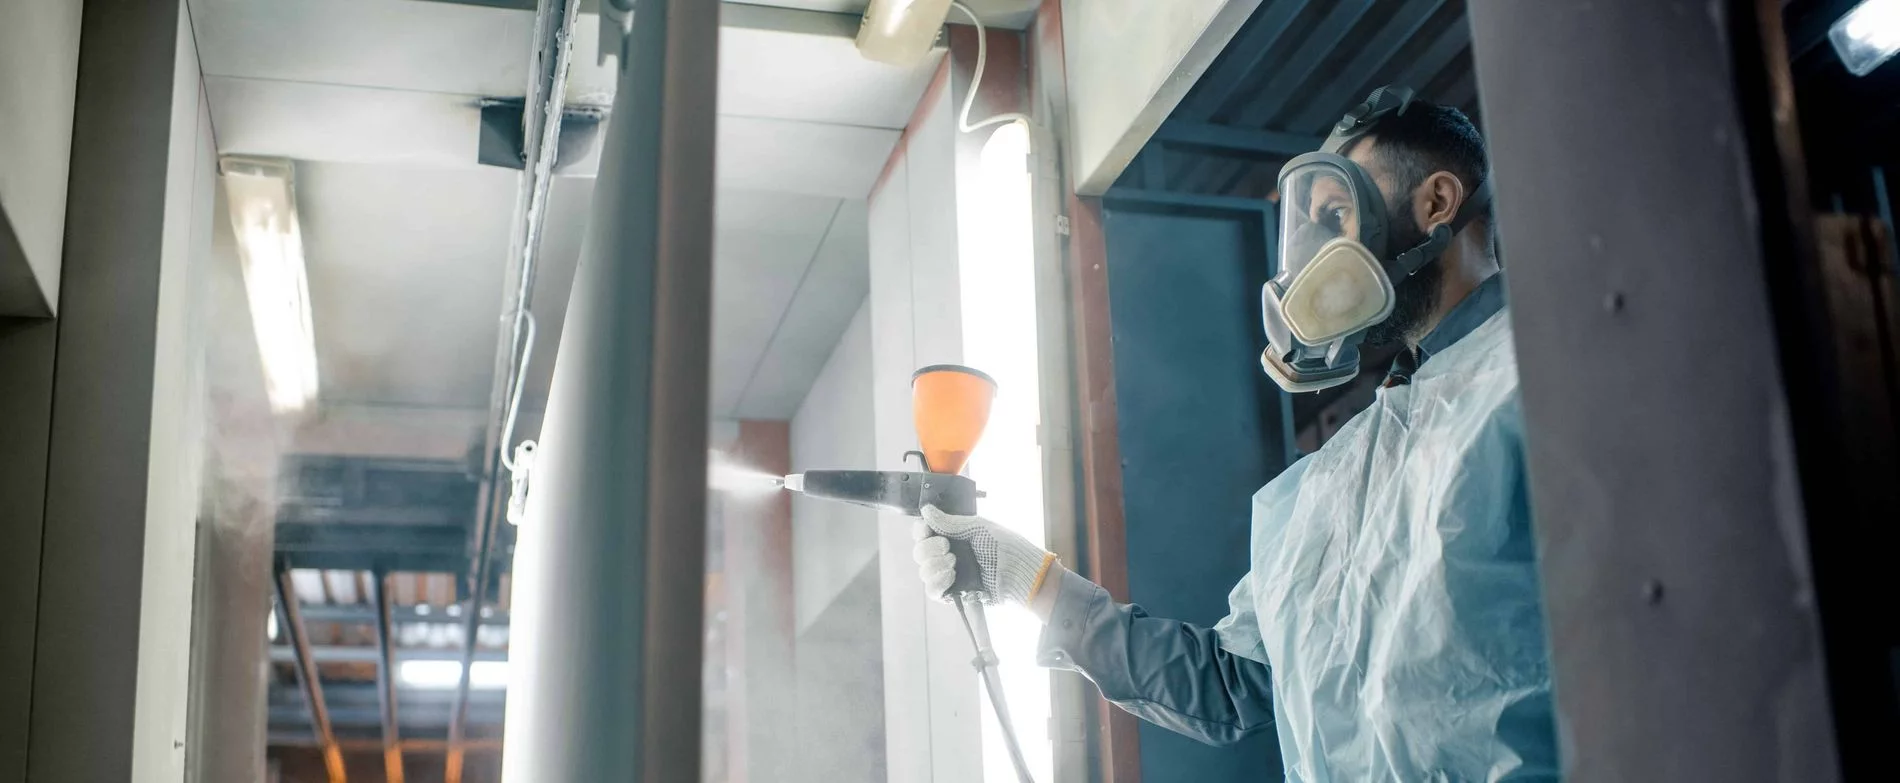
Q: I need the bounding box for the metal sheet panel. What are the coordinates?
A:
[1099,190,1293,782]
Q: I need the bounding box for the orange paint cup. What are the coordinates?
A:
[911,365,996,475]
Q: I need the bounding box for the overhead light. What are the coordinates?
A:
[856,0,953,66]
[219,157,320,413]
[398,659,509,690]
[1831,0,1900,76]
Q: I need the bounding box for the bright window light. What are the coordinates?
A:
[958,119,1054,783]
[1831,0,1900,76]
[398,659,509,690]
[219,157,320,413]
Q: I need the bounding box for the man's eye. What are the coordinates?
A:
[1319,206,1351,231]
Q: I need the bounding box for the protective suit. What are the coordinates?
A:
[1037,274,1557,781]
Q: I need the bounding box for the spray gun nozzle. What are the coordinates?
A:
[780,474,804,493]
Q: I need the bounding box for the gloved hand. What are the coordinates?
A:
[913,505,1056,606]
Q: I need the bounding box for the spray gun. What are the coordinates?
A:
[781,365,1037,783]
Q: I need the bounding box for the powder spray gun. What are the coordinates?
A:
[780,365,1036,783]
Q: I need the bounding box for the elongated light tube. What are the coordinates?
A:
[220,157,320,413]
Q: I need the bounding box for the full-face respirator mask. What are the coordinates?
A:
[1260,86,1492,392]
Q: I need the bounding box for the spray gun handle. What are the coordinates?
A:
[943,536,988,597]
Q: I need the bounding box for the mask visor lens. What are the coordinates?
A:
[1276,159,1366,278]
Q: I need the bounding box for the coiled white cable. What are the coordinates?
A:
[950,1,1035,133]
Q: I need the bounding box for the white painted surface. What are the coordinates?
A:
[866,72,985,783]
[733,0,1039,28]
[1062,0,1262,193]
[791,302,878,634]
[131,14,214,779]
[204,76,483,170]
[188,0,923,444]
[202,80,900,197]
[190,0,533,97]
[0,0,84,315]
[295,160,516,409]
[736,199,873,417]
[718,116,902,200]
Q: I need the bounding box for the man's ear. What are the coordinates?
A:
[1416,171,1467,231]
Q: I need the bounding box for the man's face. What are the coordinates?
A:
[1303,169,1360,241]
[1345,138,1442,348]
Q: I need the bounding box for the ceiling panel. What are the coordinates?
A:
[718,116,899,199]
[708,192,847,416]
[564,11,943,128]
[733,198,870,418]
[197,0,917,446]
[205,77,899,198]
[518,175,596,411]
[206,76,482,169]
[521,185,863,420]
[189,0,533,95]
[296,160,518,409]
[715,20,940,128]
[729,0,870,12]
[729,0,1039,28]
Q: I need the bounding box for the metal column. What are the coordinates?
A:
[1468,1,1840,780]
[497,0,718,780]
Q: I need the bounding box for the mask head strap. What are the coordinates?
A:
[1321,85,1415,155]
[1388,176,1493,278]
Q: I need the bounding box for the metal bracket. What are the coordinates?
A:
[600,0,635,68]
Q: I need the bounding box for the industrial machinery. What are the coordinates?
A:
[781,364,1036,783]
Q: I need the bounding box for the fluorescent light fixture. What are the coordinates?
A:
[960,120,1055,782]
[856,0,952,66]
[1831,0,1900,76]
[219,157,320,413]
[398,659,509,690]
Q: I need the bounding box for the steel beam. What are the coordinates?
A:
[1285,0,1449,131]
[275,561,347,782]
[1227,0,1376,129]
[269,736,506,753]
[1468,0,1845,779]
[273,683,508,708]
[1387,11,1470,102]
[1152,121,1321,160]
[273,705,508,729]
[269,647,508,665]
[1177,0,1317,122]
[372,574,405,783]
[499,0,718,779]
[297,603,509,626]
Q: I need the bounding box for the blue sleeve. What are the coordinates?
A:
[1035,569,1276,747]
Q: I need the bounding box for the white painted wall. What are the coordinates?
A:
[790,301,879,634]
[865,65,987,783]
[1061,0,1261,194]
[0,0,85,315]
[130,12,214,780]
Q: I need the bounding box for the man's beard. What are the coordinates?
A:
[1364,209,1442,348]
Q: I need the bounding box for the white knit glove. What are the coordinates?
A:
[912,505,1055,606]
